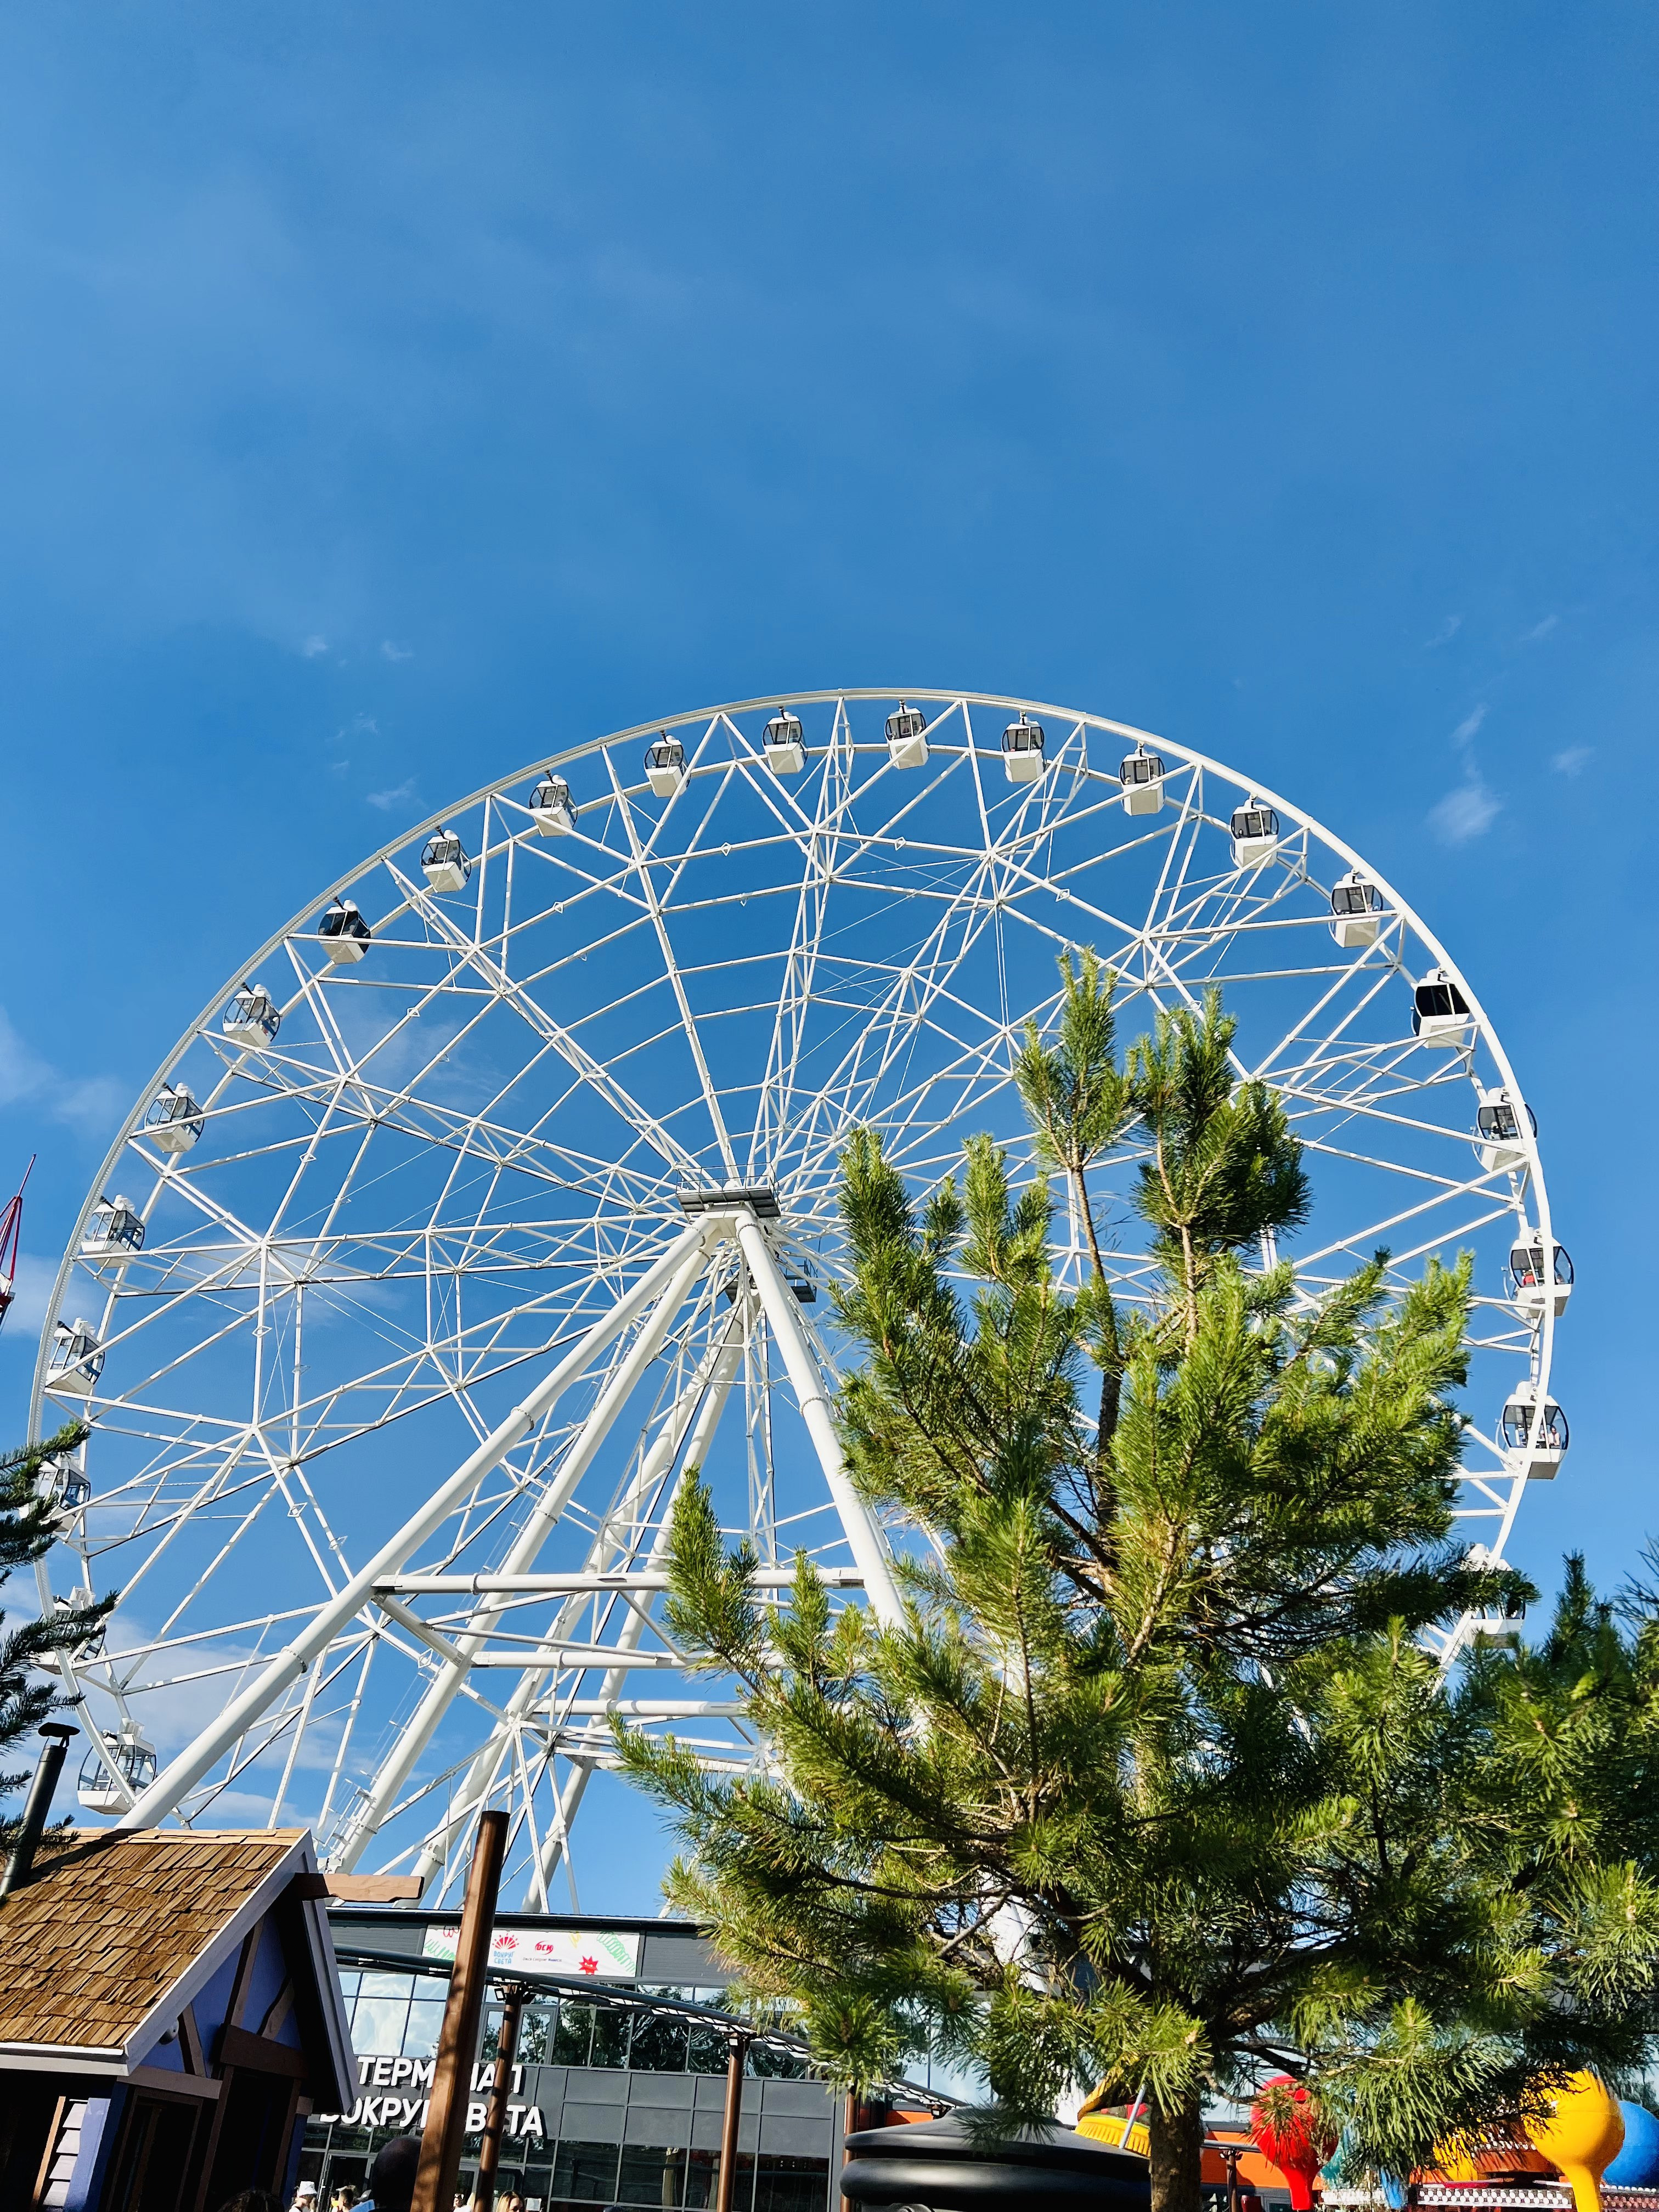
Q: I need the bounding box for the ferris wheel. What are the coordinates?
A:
[29,691,1567,1906]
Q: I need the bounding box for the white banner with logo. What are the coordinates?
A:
[421,1924,641,1978]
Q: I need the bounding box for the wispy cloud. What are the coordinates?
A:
[366,779,415,811]
[331,711,378,745]
[1429,780,1501,844]
[1553,744,1593,777]
[300,633,328,658]
[381,639,413,662]
[1520,614,1559,644]
[0,1006,127,1139]
[1425,613,1463,649]
[1429,703,1500,845]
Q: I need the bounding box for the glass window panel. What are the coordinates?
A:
[617,2143,689,2205]
[551,2140,622,2201]
[351,1997,409,2052]
[747,2042,806,2079]
[628,2015,689,2073]
[684,2149,719,2209]
[753,2155,831,2212]
[687,2024,729,2075]
[403,1999,448,2058]
[358,1971,416,1999]
[518,2007,556,2064]
[588,2008,633,2069]
[549,2003,595,2067]
[336,1971,362,2000]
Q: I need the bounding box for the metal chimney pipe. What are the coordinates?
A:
[0,1723,77,1903]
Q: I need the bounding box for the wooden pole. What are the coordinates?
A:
[714,2032,751,2212]
[842,2091,860,2211]
[413,1809,508,2212]
[473,1980,529,2212]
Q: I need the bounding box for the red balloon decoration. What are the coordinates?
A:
[1251,2074,1338,2212]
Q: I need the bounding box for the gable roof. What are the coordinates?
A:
[0,1827,355,2108]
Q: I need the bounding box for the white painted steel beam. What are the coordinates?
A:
[116,1219,712,1830]
[330,1233,714,1868]
[532,1317,744,1898]
[377,1568,867,1595]
[408,1311,742,1892]
[734,1212,904,1624]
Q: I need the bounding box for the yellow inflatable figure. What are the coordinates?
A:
[1076,2084,1149,2156]
[1524,2072,1625,2212]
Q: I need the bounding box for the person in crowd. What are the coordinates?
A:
[214,2194,281,2212]
[287,2187,318,2211]
[358,2136,421,2212]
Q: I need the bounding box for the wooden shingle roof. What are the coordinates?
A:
[0,1827,307,2059]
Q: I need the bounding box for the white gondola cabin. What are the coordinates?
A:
[36,1451,91,1522]
[47,1318,104,1397]
[1475,1086,1536,1176]
[1119,748,1166,816]
[1498,1381,1567,1480]
[645,734,686,798]
[1329,870,1387,948]
[1229,802,1280,867]
[763,709,806,776]
[1002,713,1046,784]
[421,829,471,894]
[886,702,928,769]
[1463,1543,1527,1645]
[1412,967,1474,1046]
[77,1720,158,1814]
[530,773,578,835]
[81,1195,144,1266]
[222,983,281,1047]
[1505,1228,1574,1318]
[145,1083,203,1155]
[318,899,371,963]
[54,1587,105,1660]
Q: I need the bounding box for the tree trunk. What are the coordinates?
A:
[1148,2094,1205,2212]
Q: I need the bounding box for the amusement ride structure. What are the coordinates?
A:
[26,691,1568,1905]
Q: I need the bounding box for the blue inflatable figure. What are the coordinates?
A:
[1606,2102,1659,2188]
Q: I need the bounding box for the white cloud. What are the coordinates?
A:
[1521,614,1559,644]
[300,634,328,658]
[331,711,378,744]
[0,1007,127,1139]
[1429,778,1501,845]
[381,639,413,662]
[1553,745,1593,777]
[1426,613,1463,648]
[1450,703,1488,752]
[366,779,415,811]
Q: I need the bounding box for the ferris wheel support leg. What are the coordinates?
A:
[531,1320,745,1902]
[114,1219,713,1832]
[406,1317,743,1897]
[327,1235,715,1870]
[734,1214,904,1627]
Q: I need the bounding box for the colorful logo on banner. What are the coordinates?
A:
[421,1924,641,1978]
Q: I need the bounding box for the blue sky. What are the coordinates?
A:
[2,4,1657,1905]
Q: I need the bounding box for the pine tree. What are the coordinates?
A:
[0,1423,111,1822]
[619,961,1659,2211]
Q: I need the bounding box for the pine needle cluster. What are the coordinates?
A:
[617,959,1659,2212]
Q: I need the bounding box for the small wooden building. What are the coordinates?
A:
[0,1827,356,2211]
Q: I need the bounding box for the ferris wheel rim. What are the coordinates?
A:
[25,686,1561,1844]
[26,686,1550,1412]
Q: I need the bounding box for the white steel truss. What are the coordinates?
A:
[29,692,1564,1902]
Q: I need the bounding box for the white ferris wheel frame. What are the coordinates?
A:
[26,690,1562,1904]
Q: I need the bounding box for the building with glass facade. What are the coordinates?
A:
[299,1912,850,2210]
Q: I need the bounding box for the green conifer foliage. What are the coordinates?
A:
[0,1423,112,1816]
[618,961,1659,2212]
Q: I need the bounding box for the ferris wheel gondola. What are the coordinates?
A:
[30,691,1564,1901]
